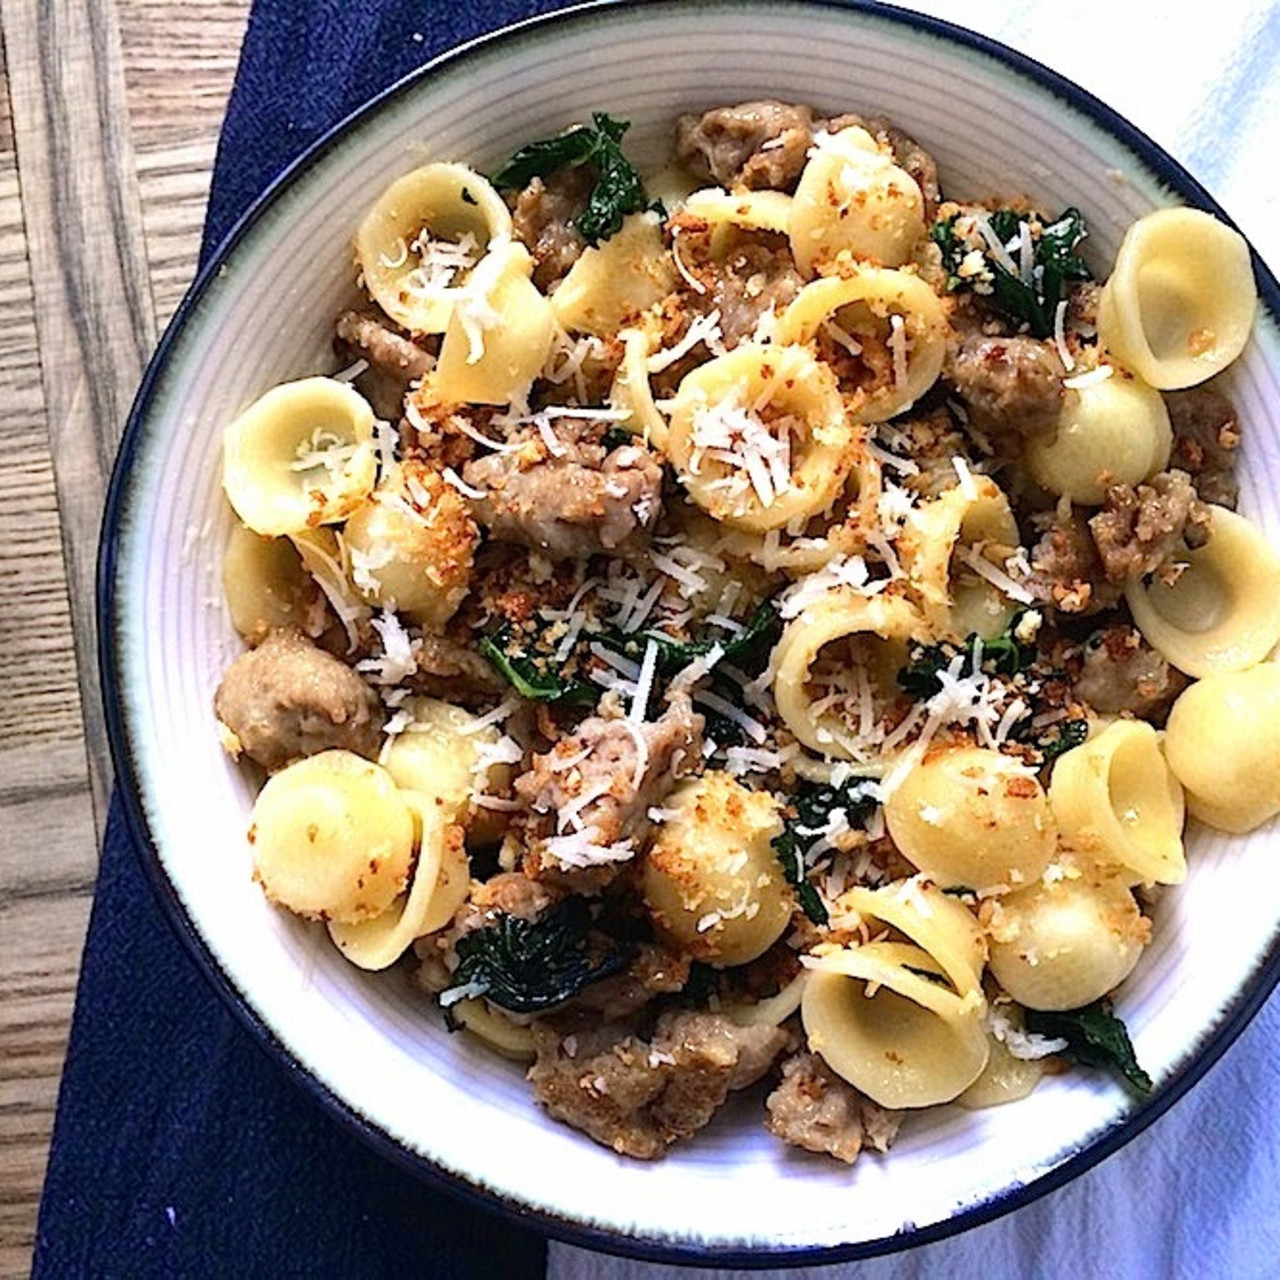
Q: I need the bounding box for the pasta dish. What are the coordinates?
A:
[211,101,1279,1162]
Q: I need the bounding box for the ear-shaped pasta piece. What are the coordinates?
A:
[1026,369,1172,505]
[609,326,672,451]
[354,162,513,335]
[831,878,987,995]
[1048,720,1186,884]
[789,127,925,273]
[666,343,853,531]
[428,241,556,406]
[551,212,675,336]
[986,869,1148,1011]
[1163,663,1280,833]
[223,377,378,537]
[343,464,477,631]
[1125,505,1280,676]
[249,750,416,923]
[641,772,791,967]
[445,998,537,1062]
[711,440,882,575]
[955,1032,1049,1110]
[772,589,926,759]
[721,971,810,1028]
[380,695,514,843]
[289,526,372,651]
[682,187,793,235]
[802,941,989,1108]
[897,473,1023,639]
[883,747,1056,894]
[774,267,947,423]
[1097,207,1257,389]
[222,523,318,644]
[328,795,467,970]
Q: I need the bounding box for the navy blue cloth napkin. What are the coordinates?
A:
[35,3,575,1276]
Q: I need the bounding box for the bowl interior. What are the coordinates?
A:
[104,0,1280,1262]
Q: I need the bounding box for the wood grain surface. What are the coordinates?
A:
[0,2,248,1272]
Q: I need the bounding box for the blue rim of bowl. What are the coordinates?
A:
[98,0,1280,1267]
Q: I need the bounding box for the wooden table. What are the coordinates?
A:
[0,3,249,1272]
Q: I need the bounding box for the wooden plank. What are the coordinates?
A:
[2,0,159,833]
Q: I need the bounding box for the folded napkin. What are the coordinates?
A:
[36,2,1280,1278]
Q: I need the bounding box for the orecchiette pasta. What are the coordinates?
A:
[354,162,513,335]
[1097,207,1257,390]
[883,747,1056,893]
[985,867,1149,1011]
[774,266,947,423]
[1163,663,1280,833]
[642,771,791,966]
[1125,504,1280,677]
[1026,368,1172,505]
[222,523,317,644]
[1048,720,1186,884]
[789,126,925,274]
[665,342,853,531]
[222,377,378,537]
[249,750,416,923]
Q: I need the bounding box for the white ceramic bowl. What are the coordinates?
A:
[100,0,1280,1264]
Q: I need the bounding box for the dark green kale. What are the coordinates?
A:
[898,616,1036,699]
[931,207,1092,338]
[478,623,596,706]
[1024,997,1153,1096]
[1033,717,1089,764]
[491,112,650,246]
[442,898,632,1015]
[602,597,781,678]
[772,778,881,926]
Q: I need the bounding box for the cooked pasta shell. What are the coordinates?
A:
[222,522,318,644]
[789,127,925,274]
[428,241,556,407]
[1163,663,1280,833]
[355,162,513,335]
[772,588,927,759]
[642,772,792,967]
[223,377,378,537]
[955,1033,1048,1110]
[666,342,853,532]
[985,869,1148,1012]
[1026,368,1172,505]
[445,999,537,1062]
[1098,207,1257,389]
[249,750,415,924]
[883,747,1056,895]
[774,266,947,423]
[327,792,464,970]
[1125,504,1280,677]
[551,211,675,336]
[683,186,793,235]
[1048,720,1186,884]
[609,326,672,451]
[896,472,1023,639]
[802,940,989,1108]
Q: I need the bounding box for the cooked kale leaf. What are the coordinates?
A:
[1034,716,1089,764]
[1025,997,1153,1095]
[479,623,597,705]
[898,616,1036,699]
[601,597,781,678]
[772,778,880,926]
[932,206,1092,339]
[443,898,632,1014]
[491,112,650,246]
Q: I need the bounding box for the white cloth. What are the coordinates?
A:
[553,3,1280,1276]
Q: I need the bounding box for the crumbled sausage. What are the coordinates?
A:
[1089,469,1211,584]
[527,1009,787,1159]
[463,420,664,560]
[1166,383,1241,509]
[765,1051,902,1164]
[1026,505,1121,614]
[214,628,384,771]
[1073,624,1187,721]
[511,168,592,291]
[946,334,1065,439]
[333,310,435,421]
[675,101,815,192]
